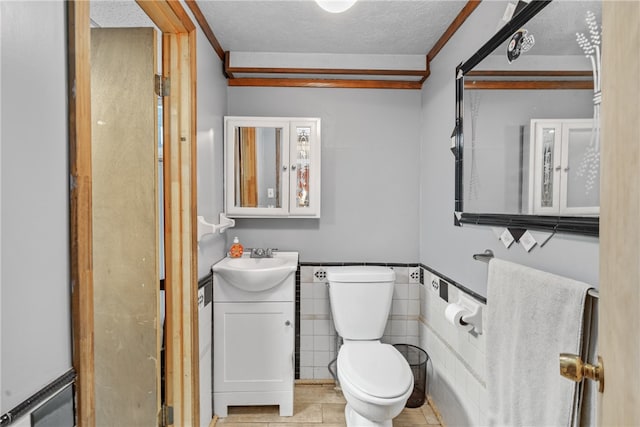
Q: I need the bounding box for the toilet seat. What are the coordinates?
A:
[338,341,413,399]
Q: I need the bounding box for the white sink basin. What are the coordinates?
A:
[212,252,298,292]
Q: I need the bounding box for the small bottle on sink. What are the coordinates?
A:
[229,236,244,258]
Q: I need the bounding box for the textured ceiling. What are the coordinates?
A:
[89,1,602,57]
[89,0,603,84]
[196,0,467,55]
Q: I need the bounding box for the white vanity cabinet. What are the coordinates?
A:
[212,255,297,418]
[224,116,321,218]
[529,119,599,215]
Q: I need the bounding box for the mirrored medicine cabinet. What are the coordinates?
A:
[453,0,601,236]
[224,116,321,218]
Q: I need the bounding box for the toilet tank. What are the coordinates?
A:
[326,266,395,340]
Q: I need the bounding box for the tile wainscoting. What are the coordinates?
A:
[297,263,422,380]
[419,268,488,426]
[293,262,489,426]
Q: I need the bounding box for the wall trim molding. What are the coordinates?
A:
[188,0,481,89]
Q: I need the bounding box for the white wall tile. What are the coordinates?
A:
[390,319,407,336]
[300,351,314,367]
[408,299,420,316]
[300,299,314,315]
[314,351,332,367]
[392,266,409,284]
[300,267,314,283]
[407,320,419,337]
[409,283,421,300]
[418,270,490,427]
[313,281,328,298]
[314,319,331,336]
[300,336,314,351]
[313,366,333,380]
[392,299,408,315]
[408,267,421,283]
[313,298,330,315]
[300,319,314,335]
[300,367,314,379]
[312,267,327,283]
[394,282,409,299]
[300,282,314,300]
[314,335,330,352]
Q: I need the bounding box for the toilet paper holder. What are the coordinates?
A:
[455,293,483,334]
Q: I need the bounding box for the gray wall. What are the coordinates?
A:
[463,89,593,214]
[419,1,599,296]
[187,7,229,279]
[1,1,72,412]
[227,87,421,263]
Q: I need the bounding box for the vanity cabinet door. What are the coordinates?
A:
[213,302,295,393]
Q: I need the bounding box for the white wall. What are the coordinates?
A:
[0,0,71,413]
[419,1,599,296]
[227,87,421,263]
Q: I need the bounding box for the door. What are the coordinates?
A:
[90,27,161,425]
[599,1,640,424]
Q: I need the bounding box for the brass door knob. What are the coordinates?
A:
[559,353,604,393]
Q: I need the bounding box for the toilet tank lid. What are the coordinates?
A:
[326,266,395,283]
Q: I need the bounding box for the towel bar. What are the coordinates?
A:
[472,250,599,299]
[472,249,494,263]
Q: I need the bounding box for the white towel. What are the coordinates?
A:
[486,259,592,427]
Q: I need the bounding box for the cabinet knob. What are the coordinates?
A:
[291,165,297,170]
[283,165,287,171]
[285,320,291,326]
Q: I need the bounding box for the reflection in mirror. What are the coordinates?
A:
[233,126,282,208]
[455,0,601,235]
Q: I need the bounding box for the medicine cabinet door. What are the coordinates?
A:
[530,119,598,216]
[530,121,563,215]
[560,121,599,215]
[288,120,321,217]
[225,118,290,217]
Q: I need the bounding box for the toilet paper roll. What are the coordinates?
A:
[445,303,473,331]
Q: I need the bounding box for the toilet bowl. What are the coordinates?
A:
[326,266,415,427]
[337,341,413,427]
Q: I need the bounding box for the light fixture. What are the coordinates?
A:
[315,0,357,13]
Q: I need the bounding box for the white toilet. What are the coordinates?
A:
[327,266,414,427]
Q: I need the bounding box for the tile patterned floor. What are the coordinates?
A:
[215,384,442,427]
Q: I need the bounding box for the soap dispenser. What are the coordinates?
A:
[229,236,244,258]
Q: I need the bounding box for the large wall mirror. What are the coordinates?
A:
[454,0,601,236]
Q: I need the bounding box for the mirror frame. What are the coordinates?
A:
[453,0,599,237]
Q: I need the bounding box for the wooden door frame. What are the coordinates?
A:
[68,1,199,425]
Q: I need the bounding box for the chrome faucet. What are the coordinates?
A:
[250,248,277,258]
